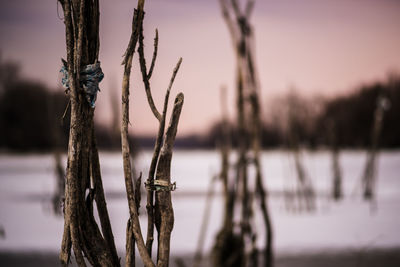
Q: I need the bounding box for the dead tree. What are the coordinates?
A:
[47,91,66,215]
[214,1,274,266]
[194,87,230,267]
[326,119,342,201]
[193,174,218,267]
[362,92,389,200]
[58,0,119,266]
[286,93,316,212]
[121,1,184,266]
[52,151,66,215]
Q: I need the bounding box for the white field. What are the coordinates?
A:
[0,150,399,255]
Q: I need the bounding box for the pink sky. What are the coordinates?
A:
[1,0,400,135]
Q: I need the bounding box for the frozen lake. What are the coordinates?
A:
[0,150,399,256]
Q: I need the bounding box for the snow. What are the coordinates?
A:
[0,150,399,255]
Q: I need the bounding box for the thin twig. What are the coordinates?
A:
[219,0,238,47]
[147,29,158,80]
[138,17,162,121]
[193,175,217,267]
[121,1,155,266]
[145,58,182,256]
[245,0,255,19]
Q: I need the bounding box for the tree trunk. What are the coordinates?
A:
[59,1,119,266]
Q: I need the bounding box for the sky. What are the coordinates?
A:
[0,0,400,135]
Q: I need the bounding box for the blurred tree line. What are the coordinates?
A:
[316,76,399,148]
[0,57,127,152]
[1,56,399,151]
[206,74,400,149]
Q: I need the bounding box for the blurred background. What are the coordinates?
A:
[0,0,400,266]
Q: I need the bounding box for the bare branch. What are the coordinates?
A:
[155,93,184,267]
[135,173,142,209]
[126,173,142,267]
[147,29,158,80]
[138,16,162,121]
[194,175,217,267]
[121,1,155,266]
[59,2,75,266]
[219,0,239,49]
[145,57,182,255]
[166,58,182,97]
[245,0,255,19]
[230,0,242,18]
[74,0,85,79]
[122,0,145,65]
[60,1,120,266]
[91,129,120,266]
[125,219,135,267]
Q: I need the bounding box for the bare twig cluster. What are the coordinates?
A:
[58,0,183,266]
[121,1,184,267]
[213,1,273,266]
[58,0,119,266]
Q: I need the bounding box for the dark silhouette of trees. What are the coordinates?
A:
[204,75,400,150]
[0,57,135,152]
[317,75,400,148]
[0,67,70,151]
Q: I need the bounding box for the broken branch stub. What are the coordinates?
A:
[155,93,184,267]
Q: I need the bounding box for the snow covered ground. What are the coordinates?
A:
[0,150,399,255]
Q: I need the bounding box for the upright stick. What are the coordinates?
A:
[58,0,119,266]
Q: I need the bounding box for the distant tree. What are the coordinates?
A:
[317,75,400,148]
[214,1,273,266]
[0,76,69,151]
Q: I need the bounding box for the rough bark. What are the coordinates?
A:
[121,1,184,266]
[58,0,119,266]
[121,2,154,266]
[155,93,184,267]
[137,18,182,256]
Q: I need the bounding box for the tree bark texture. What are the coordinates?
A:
[59,0,119,266]
[155,94,184,267]
[121,1,154,266]
[121,1,184,266]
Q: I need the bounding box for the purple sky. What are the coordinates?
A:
[1,0,400,135]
